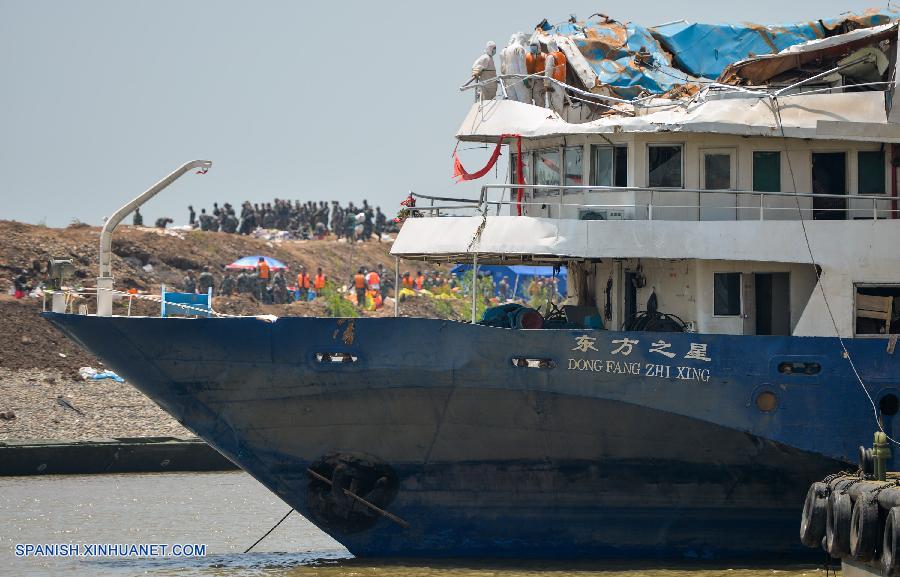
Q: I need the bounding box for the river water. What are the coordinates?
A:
[1,471,832,577]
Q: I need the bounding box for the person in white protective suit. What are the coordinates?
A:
[499,33,528,102]
[471,41,498,101]
[544,39,567,114]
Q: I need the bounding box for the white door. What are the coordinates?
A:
[700,148,737,221]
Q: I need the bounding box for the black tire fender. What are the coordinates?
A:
[802,482,828,548]
[851,494,881,561]
[883,507,900,576]
[828,490,853,558]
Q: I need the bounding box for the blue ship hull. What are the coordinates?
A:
[44,313,900,558]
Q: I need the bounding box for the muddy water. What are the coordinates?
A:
[0,472,833,577]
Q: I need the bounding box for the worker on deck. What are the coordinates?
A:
[500,33,528,103]
[297,266,311,302]
[526,41,546,107]
[353,267,367,309]
[544,39,567,114]
[471,41,498,101]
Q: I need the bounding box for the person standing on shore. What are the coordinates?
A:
[188,205,196,228]
[197,267,215,295]
[256,257,270,301]
[182,271,196,294]
[13,271,28,299]
[132,208,143,226]
[296,266,310,301]
[313,267,326,297]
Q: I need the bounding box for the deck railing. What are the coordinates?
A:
[409,184,899,221]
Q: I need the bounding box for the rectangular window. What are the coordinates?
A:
[534,148,561,196]
[856,285,899,335]
[753,151,781,192]
[590,146,613,187]
[564,146,583,186]
[858,150,886,195]
[648,144,683,188]
[703,152,733,190]
[590,145,628,187]
[714,273,742,316]
[614,146,628,187]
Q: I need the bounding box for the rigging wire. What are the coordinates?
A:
[243,508,294,553]
[770,95,900,446]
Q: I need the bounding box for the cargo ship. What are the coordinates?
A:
[46,10,900,559]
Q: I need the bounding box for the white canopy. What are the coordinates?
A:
[456,91,900,143]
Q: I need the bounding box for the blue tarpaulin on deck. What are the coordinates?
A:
[543,10,900,96]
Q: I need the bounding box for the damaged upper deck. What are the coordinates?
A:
[461,8,900,140]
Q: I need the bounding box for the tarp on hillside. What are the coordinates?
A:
[450,264,567,298]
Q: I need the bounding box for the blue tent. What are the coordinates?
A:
[226,256,288,271]
[450,264,567,298]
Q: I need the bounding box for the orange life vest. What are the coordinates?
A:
[314,274,326,290]
[525,51,546,75]
[402,276,414,288]
[354,273,366,289]
[297,273,310,289]
[366,271,380,287]
[547,50,567,83]
[415,275,425,290]
[257,262,270,279]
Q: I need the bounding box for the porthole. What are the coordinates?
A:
[778,361,821,375]
[756,391,778,412]
[880,394,899,417]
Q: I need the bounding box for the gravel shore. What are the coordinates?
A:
[0,367,189,442]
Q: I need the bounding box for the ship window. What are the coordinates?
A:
[714,273,741,316]
[753,151,781,192]
[702,151,733,190]
[648,144,683,188]
[534,148,560,197]
[590,145,628,187]
[564,146,583,187]
[510,152,532,185]
[855,285,900,335]
[858,150,886,195]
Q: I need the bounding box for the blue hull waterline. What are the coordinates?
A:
[44,313,900,558]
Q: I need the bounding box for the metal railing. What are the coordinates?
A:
[409,184,899,222]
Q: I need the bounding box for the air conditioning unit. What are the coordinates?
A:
[579,209,625,221]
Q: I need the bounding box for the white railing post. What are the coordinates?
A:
[471,253,478,324]
[760,193,765,221]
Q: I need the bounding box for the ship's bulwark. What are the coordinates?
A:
[44,313,894,558]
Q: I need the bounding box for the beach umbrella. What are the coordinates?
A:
[225,256,289,271]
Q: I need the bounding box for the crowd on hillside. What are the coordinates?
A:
[132,198,397,241]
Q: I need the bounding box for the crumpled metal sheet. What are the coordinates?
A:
[565,19,692,99]
[719,22,899,85]
[651,9,899,80]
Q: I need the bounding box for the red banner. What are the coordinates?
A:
[451,134,525,215]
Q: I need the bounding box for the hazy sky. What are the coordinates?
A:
[1,0,878,226]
